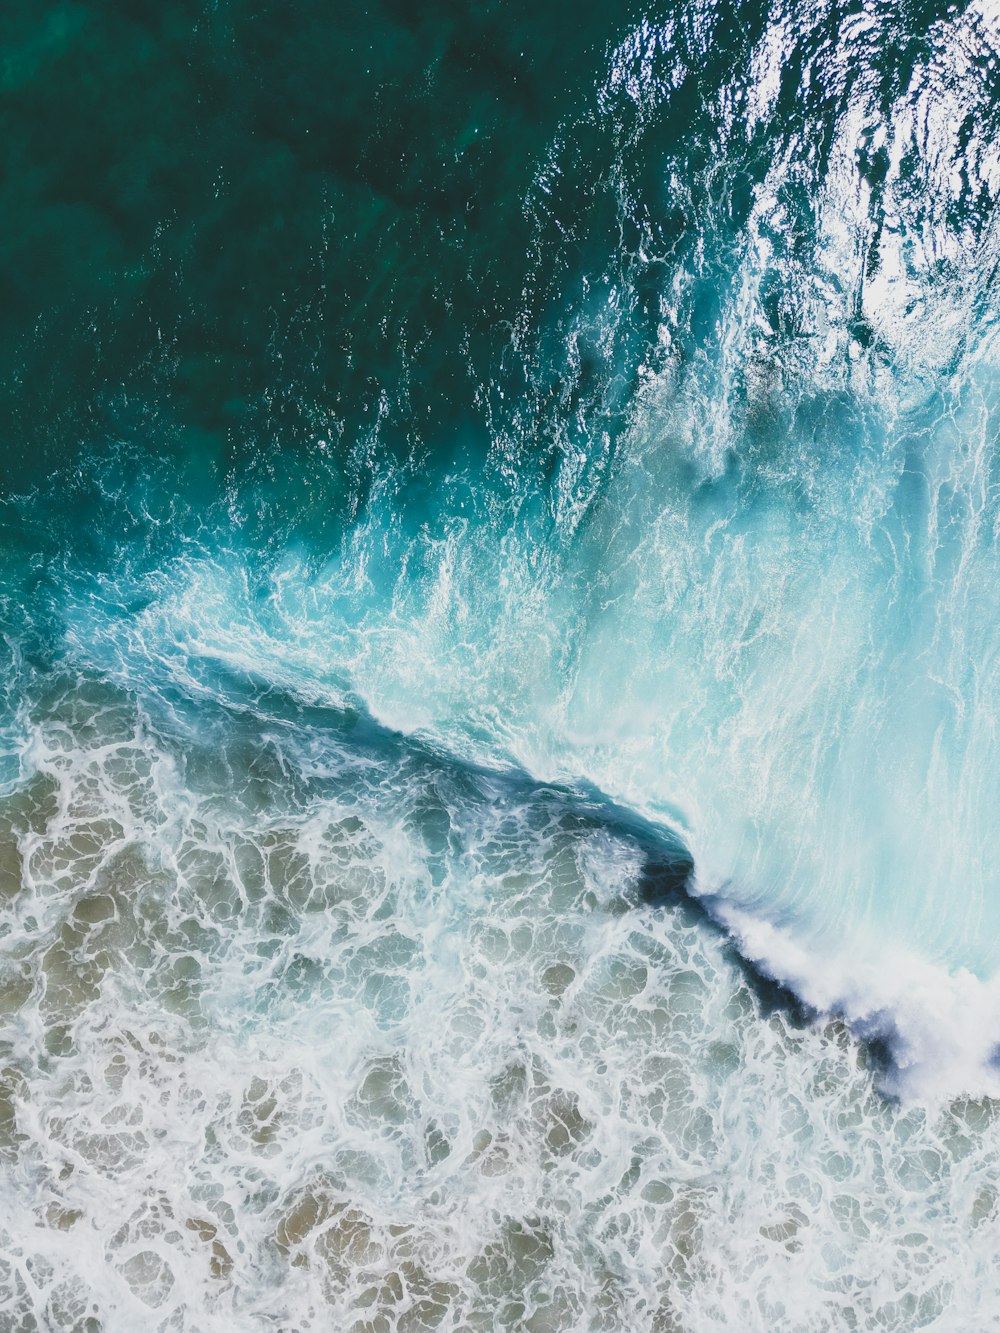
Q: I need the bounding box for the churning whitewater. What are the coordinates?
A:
[1,0,999,1328]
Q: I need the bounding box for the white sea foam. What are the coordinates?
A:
[2,672,1000,1331]
[714,901,1000,1102]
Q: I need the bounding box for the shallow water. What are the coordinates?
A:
[1,0,999,1328]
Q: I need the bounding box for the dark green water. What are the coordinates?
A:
[5,0,984,530]
[4,0,628,513]
[2,1,1000,1328]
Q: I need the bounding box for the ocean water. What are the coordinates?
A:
[1,0,999,1328]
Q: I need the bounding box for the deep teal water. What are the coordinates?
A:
[1,1,1000,1328]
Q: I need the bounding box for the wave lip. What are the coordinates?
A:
[714,897,1000,1100]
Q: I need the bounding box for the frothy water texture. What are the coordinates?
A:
[1,0,999,1328]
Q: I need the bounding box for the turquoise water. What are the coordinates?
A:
[1,0,1000,1327]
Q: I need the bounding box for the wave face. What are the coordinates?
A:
[1,0,999,1327]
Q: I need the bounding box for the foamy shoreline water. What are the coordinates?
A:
[2,665,999,1331]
